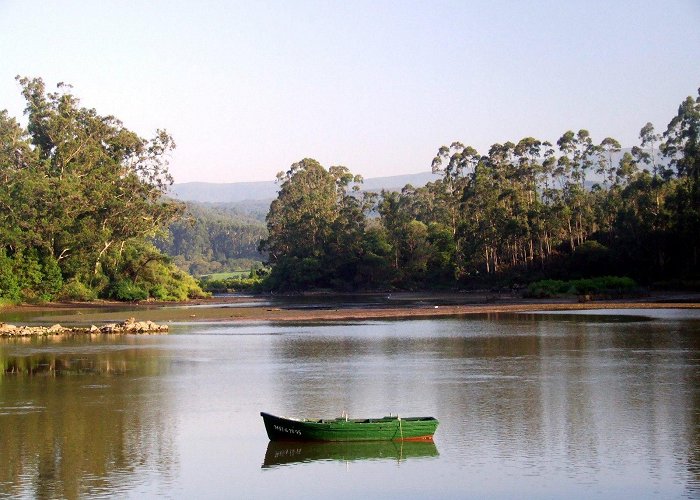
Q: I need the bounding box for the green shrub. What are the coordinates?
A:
[569,276,637,294]
[110,280,148,301]
[101,241,208,301]
[0,249,65,303]
[149,284,170,301]
[58,279,97,301]
[526,279,566,298]
[13,250,43,293]
[526,276,637,298]
[37,254,63,300]
[0,250,20,302]
[572,278,595,294]
[135,263,210,301]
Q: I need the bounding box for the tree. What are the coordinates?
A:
[260,158,367,290]
[661,88,700,272]
[0,77,201,301]
[13,77,183,283]
[258,88,700,291]
[662,88,700,200]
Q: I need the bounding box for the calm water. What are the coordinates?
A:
[1,310,699,499]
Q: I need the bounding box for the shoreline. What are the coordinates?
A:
[1,292,698,325]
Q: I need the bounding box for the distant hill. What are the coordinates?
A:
[169,171,441,203]
[168,180,277,203]
[169,148,668,204]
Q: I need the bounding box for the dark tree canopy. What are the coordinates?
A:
[260,88,700,291]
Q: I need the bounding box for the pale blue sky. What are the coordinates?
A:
[1,0,699,183]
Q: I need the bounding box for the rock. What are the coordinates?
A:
[0,319,168,337]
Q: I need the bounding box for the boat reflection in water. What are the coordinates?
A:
[262,440,439,468]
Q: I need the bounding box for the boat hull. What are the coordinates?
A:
[260,412,438,442]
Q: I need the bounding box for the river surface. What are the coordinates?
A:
[1,309,699,499]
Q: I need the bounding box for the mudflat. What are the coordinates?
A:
[2,292,698,325]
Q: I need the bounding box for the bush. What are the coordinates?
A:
[155,265,210,300]
[149,284,170,301]
[58,279,97,301]
[101,241,208,301]
[0,250,20,302]
[37,254,63,301]
[526,276,637,298]
[0,297,17,307]
[0,249,66,303]
[526,279,567,298]
[110,280,148,301]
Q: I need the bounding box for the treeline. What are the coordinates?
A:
[261,88,700,291]
[2,77,697,300]
[154,202,266,276]
[0,77,206,303]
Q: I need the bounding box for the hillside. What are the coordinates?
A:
[154,202,267,276]
[169,149,666,204]
[169,171,440,203]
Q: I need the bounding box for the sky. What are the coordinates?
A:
[1,0,699,184]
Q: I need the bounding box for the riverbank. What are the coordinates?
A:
[1,291,698,325]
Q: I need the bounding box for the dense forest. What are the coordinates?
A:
[155,202,266,276]
[1,77,698,301]
[260,88,700,291]
[0,77,206,303]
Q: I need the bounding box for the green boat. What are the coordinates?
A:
[262,439,439,468]
[260,412,439,442]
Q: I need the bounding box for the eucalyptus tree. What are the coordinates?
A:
[632,122,665,179]
[14,77,182,283]
[555,130,598,250]
[260,158,367,289]
[661,87,700,271]
[662,88,700,201]
[0,110,36,250]
[597,137,622,188]
[512,137,549,266]
[514,137,543,205]
[431,142,480,236]
[557,129,595,187]
[593,137,623,235]
[377,188,416,276]
[0,77,201,301]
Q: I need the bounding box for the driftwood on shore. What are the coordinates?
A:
[0,317,168,337]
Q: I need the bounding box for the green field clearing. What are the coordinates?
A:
[200,271,250,280]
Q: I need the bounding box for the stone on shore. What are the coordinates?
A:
[0,318,169,337]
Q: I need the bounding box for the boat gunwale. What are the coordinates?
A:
[261,411,438,442]
[261,412,438,426]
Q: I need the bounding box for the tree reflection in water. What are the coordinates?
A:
[0,336,177,498]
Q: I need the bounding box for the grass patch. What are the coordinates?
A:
[199,268,269,293]
[200,271,250,280]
